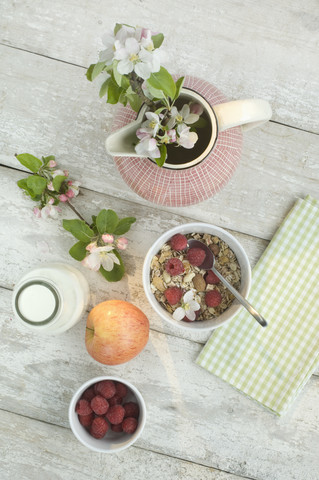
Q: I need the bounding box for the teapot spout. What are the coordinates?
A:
[105,106,148,157]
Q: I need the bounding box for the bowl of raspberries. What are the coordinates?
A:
[143,222,251,331]
[69,376,146,452]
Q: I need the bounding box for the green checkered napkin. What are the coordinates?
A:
[196,196,319,415]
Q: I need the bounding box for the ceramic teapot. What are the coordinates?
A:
[105,76,272,205]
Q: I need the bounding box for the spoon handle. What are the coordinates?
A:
[212,267,268,327]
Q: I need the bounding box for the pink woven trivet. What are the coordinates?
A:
[111,76,243,207]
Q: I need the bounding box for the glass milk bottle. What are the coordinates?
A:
[12,263,90,335]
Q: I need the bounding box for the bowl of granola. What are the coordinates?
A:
[142,223,251,331]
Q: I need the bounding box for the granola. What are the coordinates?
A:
[150,232,241,322]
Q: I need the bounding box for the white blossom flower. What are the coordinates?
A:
[135,137,160,159]
[167,104,200,129]
[177,124,198,149]
[173,290,200,322]
[114,37,141,75]
[140,112,162,136]
[82,245,120,272]
[51,169,65,178]
[40,199,62,219]
[158,129,176,144]
[99,25,136,63]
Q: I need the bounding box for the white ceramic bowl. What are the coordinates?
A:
[142,222,251,331]
[69,376,146,453]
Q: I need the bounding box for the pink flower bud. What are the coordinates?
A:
[66,189,75,198]
[48,198,54,205]
[47,181,54,191]
[189,102,204,116]
[59,194,68,202]
[48,160,57,168]
[116,237,128,250]
[63,170,69,177]
[102,234,114,244]
[67,180,73,186]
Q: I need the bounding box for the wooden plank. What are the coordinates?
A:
[0,286,318,480]
[0,165,268,345]
[1,46,318,241]
[1,0,318,131]
[0,410,246,480]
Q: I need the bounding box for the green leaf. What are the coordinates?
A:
[17,178,35,198]
[155,144,167,167]
[92,62,106,81]
[63,219,94,242]
[91,215,97,224]
[118,90,128,107]
[113,217,136,235]
[86,64,95,81]
[174,76,185,100]
[107,79,123,104]
[146,82,166,100]
[16,153,42,173]
[69,241,89,261]
[126,93,142,112]
[114,23,122,35]
[148,67,176,99]
[112,61,123,87]
[96,209,119,234]
[99,251,125,282]
[99,77,111,98]
[52,175,67,192]
[151,33,164,49]
[26,175,47,195]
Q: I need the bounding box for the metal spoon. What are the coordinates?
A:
[188,239,267,327]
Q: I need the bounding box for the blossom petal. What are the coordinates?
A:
[125,37,140,54]
[188,300,200,311]
[85,253,101,271]
[184,290,195,303]
[134,61,152,80]
[184,113,199,125]
[117,58,134,75]
[185,310,196,321]
[173,307,186,321]
[101,255,114,271]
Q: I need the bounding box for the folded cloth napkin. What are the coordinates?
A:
[196,196,319,415]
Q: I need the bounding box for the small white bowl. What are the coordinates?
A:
[69,376,146,453]
[142,222,251,331]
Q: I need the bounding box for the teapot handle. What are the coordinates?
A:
[213,99,272,132]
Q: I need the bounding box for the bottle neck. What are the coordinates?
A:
[14,280,61,326]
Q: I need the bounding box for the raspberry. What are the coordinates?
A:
[115,382,128,398]
[165,258,184,276]
[123,402,139,419]
[78,412,94,428]
[75,399,92,416]
[94,380,116,399]
[106,405,125,425]
[164,287,183,305]
[111,423,123,433]
[90,417,109,439]
[108,394,123,407]
[170,234,188,251]
[205,290,222,307]
[81,387,95,402]
[186,247,206,266]
[90,395,109,415]
[205,270,220,285]
[122,417,138,434]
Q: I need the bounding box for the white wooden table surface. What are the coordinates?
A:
[1,1,319,479]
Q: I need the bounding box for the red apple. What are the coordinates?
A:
[85,300,149,365]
